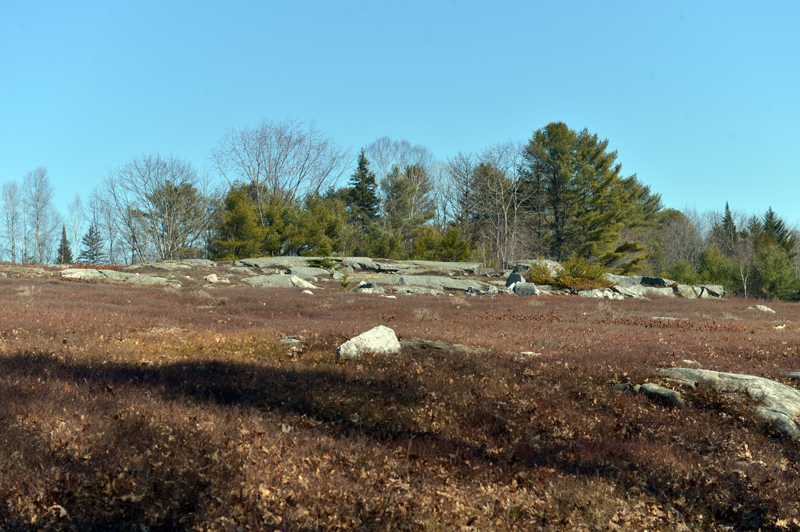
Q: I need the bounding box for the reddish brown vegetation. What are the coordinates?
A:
[2,274,800,530]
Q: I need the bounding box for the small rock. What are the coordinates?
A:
[639,383,685,408]
[354,282,384,294]
[749,305,776,313]
[302,290,313,295]
[204,273,218,283]
[280,336,303,349]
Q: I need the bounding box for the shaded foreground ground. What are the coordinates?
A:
[2,276,800,531]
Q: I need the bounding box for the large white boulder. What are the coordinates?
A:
[336,326,401,359]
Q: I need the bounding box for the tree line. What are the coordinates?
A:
[2,118,798,301]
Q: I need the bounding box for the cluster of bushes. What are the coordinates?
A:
[654,206,800,301]
[528,255,614,291]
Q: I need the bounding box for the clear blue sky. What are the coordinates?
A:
[1,1,798,227]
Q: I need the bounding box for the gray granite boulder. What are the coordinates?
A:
[242,275,318,289]
[340,257,404,272]
[180,259,216,268]
[401,260,484,275]
[579,288,623,300]
[353,282,385,294]
[638,383,686,408]
[513,282,540,296]
[697,285,725,298]
[394,286,444,296]
[374,275,490,293]
[506,272,525,287]
[611,285,648,299]
[337,325,401,358]
[60,268,173,286]
[512,263,530,274]
[288,266,330,279]
[234,257,314,269]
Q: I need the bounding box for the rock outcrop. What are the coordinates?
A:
[603,274,725,300]
[657,367,800,438]
[60,268,174,286]
[50,255,728,301]
[373,275,491,293]
[242,275,317,289]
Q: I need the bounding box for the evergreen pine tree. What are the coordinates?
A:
[55,225,73,264]
[521,122,643,269]
[710,202,739,257]
[721,202,738,253]
[346,149,379,230]
[78,224,106,264]
[761,207,794,256]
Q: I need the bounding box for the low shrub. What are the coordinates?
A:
[527,259,554,284]
[308,257,338,269]
[550,254,613,291]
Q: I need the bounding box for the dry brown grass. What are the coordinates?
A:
[2,275,800,530]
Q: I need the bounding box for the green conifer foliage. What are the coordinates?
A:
[56,225,73,264]
[347,149,379,230]
[213,184,266,260]
[521,122,647,272]
[761,207,794,256]
[78,224,105,264]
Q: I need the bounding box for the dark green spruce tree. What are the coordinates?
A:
[346,148,379,231]
[761,207,794,256]
[55,225,73,264]
[78,223,105,264]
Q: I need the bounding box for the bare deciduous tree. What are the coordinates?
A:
[104,155,214,262]
[1,181,22,263]
[657,209,704,271]
[442,152,478,235]
[211,118,350,217]
[364,137,436,186]
[471,141,531,267]
[23,167,60,264]
[364,137,438,234]
[68,193,83,263]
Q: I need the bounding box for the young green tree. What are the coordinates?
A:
[78,224,106,264]
[753,244,800,301]
[212,184,266,260]
[698,244,735,286]
[287,194,347,256]
[55,225,73,264]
